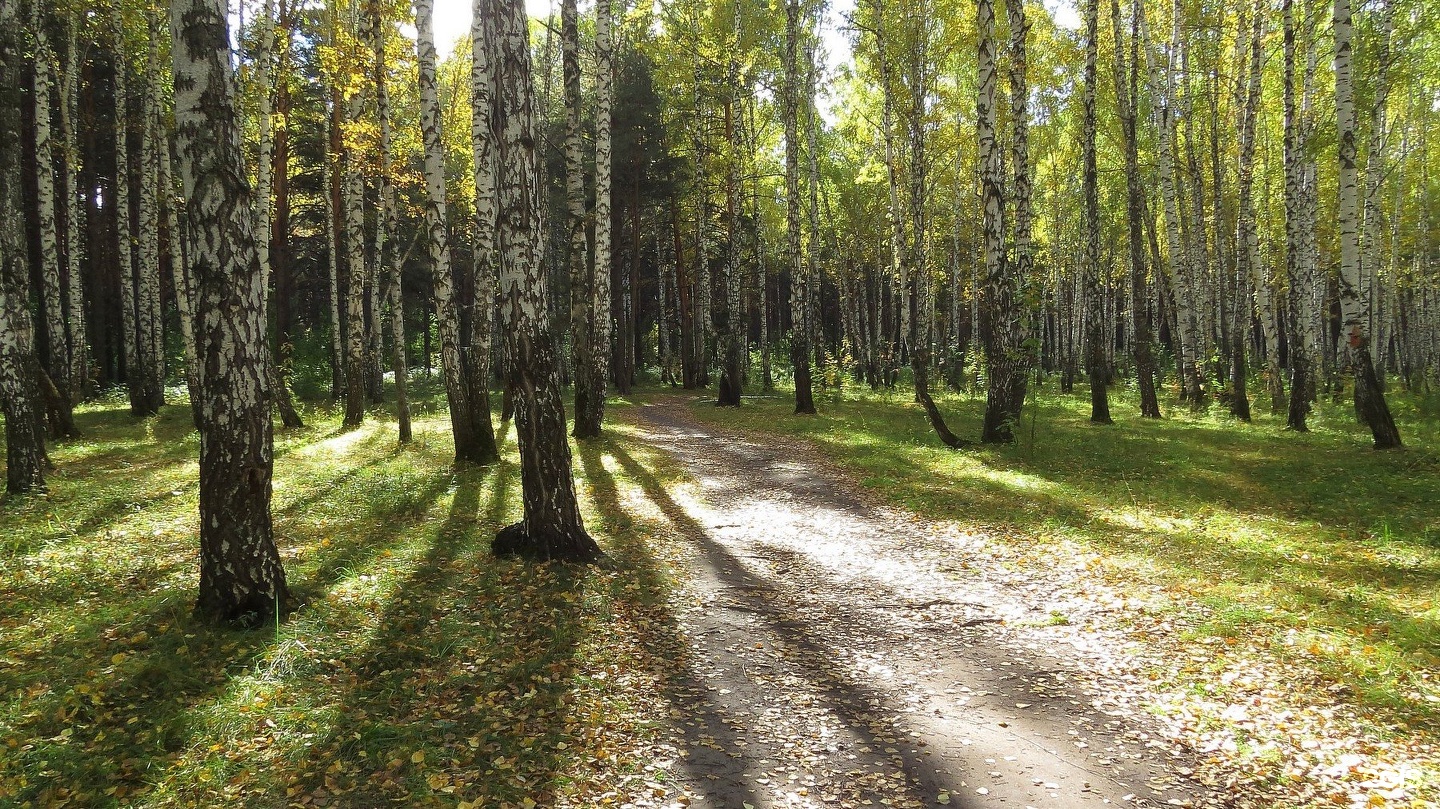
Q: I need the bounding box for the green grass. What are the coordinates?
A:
[679,379,1440,730]
[0,382,697,808]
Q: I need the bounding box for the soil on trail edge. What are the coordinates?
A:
[628,395,1232,809]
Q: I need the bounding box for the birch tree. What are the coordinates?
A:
[0,3,45,493]
[1082,0,1111,424]
[417,0,498,463]
[467,0,502,456]
[170,0,291,624]
[375,0,409,442]
[785,0,816,415]
[31,1,77,437]
[60,10,88,405]
[563,0,595,425]
[1110,0,1160,418]
[341,6,367,428]
[1230,4,1263,421]
[576,0,615,432]
[715,0,745,408]
[485,0,603,561]
[1333,0,1401,448]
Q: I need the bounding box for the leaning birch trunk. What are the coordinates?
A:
[341,13,367,429]
[485,0,602,561]
[170,0,291,625]
[784,0,815,414]
[376,1,409,442]
[32,6,77,437]
[61,12,89,403]
[715,2,744,408]
[1333,0,1401,447]
[1082,0,1111,424]
[1231,4,1263,421]
[1110,0,1160,419]
[416,0,495,463]
[160,138,202,427]
[0,7,46,492]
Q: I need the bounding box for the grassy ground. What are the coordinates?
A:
[0,382,701,808]
[680,379,1440,735]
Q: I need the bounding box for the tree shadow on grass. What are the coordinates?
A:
[0,448,457,806]
[577,437,971,808]
[278,450,598,807]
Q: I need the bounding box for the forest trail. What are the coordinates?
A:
[627,394,1230,809]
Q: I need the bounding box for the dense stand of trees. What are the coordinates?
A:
[2,0,1438,619]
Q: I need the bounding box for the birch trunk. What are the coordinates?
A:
[160,135,202,427]
[1111,0,1160,418]
[416,0,497,463]
[562,0,590,425]
[170,0,291,625]
[112,9,149,417]
[376,0,408,442]
[1284,0,1313,430]
[486,0,601,562]
[32,4,77,437]
[1082,0,1111,424]
[324,94,345,400]
[980,0,1030,442]
[1139,0,1200,405]
[1231,5,1262,421]
[716,2,744,408]
[61,12,88,403]
[0,6,45,492]
[138,22,165,413]
[1359,0,1392,382]
[1333,0,1400,447]
[785,0,815,414]
[582,0,614,428]
[254,0,301,429]
[341,9,367,428]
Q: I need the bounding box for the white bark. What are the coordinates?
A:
[33,3,68,405]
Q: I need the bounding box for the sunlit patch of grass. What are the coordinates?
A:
[1,388,690,807]
[674,381,1440,730]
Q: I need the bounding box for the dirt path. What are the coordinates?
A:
[630,395,1229,809]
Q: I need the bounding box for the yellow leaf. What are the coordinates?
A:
[411,750,425,764]
[522,799,537,809]
[111,653,126,665]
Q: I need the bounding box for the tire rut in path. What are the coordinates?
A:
[630,396,1227,809]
